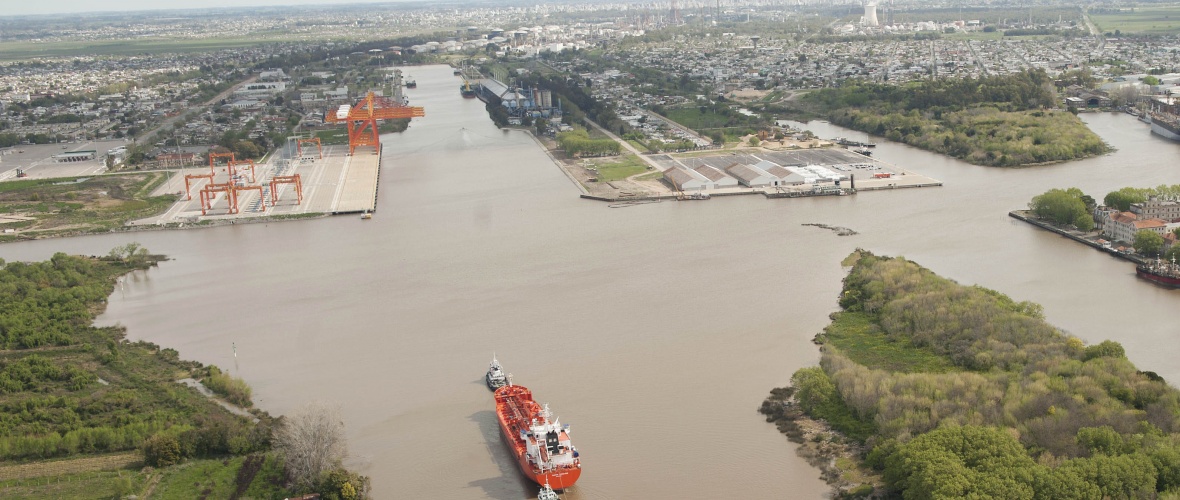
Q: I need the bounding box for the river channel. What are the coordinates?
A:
[4,64,1180,499]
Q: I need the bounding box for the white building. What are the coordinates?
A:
[725,162,775,187]
[664,165,710,191]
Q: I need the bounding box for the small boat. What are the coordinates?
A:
[494,384,581,489]
[486,355,508,389]
[361,211,372,220]
[538,482,560,500]
[405,77,417,89]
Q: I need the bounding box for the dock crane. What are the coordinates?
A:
[324,92,424,155]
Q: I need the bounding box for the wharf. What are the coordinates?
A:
[1008,210,1145,265]
[131,145,381,225]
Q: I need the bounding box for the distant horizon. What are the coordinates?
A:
[2,0,426,17]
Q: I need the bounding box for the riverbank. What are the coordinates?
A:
[1,211,328,244]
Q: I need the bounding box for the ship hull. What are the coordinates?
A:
[494,385,581,490]
[1151,121,1180,141]
[1137,266,1180,287]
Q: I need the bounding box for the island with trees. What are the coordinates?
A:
[793,70,1109,167]
[0,246,367,499]
[763,250,1180,498]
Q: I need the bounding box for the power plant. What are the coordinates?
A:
[864,2,879,27]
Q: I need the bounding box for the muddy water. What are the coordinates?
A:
[5,65,1180,499]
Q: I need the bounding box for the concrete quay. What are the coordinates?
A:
[132,145,380,226]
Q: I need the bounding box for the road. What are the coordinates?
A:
[584,119,668,172]
[1082,7,1106,50]
[136,74,259,146]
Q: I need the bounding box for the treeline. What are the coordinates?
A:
[1105,184,1180,211]
[811,69,1057,112]
[556,130,620,157]
[803,70,1109,166]
[770,251,1180,498]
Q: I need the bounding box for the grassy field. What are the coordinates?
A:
[663,107,739,131]
[0,454,288,499]
[587,154,652,182]
[0,469,146,500]
[1092,5,1180,35]
[818,312,957,373]
[0,173,175,242]
[313,128,350,145]
[151,455,286,500]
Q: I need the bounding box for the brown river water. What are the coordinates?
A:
[4,64,1180,499]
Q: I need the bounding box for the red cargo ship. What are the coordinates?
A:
[494,384,582,490]
[1137,257,1180,287]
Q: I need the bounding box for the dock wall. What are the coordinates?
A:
[1008,210,1145,265]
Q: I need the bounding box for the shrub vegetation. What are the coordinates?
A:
[0,249,372,497]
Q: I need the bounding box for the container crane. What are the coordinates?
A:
[324,92,424,155]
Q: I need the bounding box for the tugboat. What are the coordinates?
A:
[405,76,417,89]
[1136,256,1180,287]
[486,355,508,389]
[494,384,582,490]
[538,482,560,500]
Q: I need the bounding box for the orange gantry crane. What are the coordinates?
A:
[270,174,303,206]
[297,137,323,159]
[199,182,237,215]
[231,184,265,214]
[324,91,424,155]
[209,151,235,172]
[184,172,215,200]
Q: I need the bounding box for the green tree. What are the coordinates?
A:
[1060,453,1157,499]
[1134,230,1165,256]
[1104,188,1148,211]
[884,426,1038,500]
[1165,244,1180,264]
[142,433,181,467]
[790,367,836,414]
[1076,426,1126,456]
[1083,340,1126,361]
[1030,188,1092,229]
